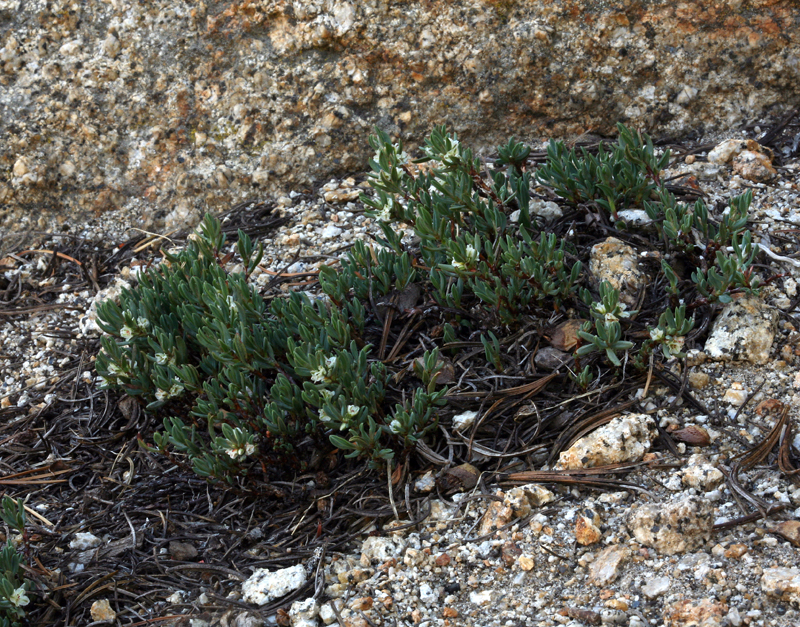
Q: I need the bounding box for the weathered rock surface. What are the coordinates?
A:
[555,413,657,470]
[2,0,799,233]
[679,453,724,491]
[761,567,800,606]
[241,565,307,605]
[587,544,629,586]
[627,494,714,555]
[589,237,646,306]
[664,598,728,627]
[704,296,778,364]
[479,485,555,535]
[90,599,117,622]
[641,576,671,600]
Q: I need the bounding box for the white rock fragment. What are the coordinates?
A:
[290,597,320,627]
[627,494,714,555]
[360,536,406,564]
[90,599,116,622]
[641,576,671,599]
[588,545,629,586]
[12,157,28,177]
[761,567,800,606]
[319,600,342,625]
[555,413,657,470]
[479,485,555,535]
[733,149,776,181]
[414,470,436,493]
[589,237,646,306]
[428,499,456,521]
[707,138,761,164]
[704,296,777,364]
[618,209,655,230]
[504,484,555,517]
[69,532,102,550]
[320,225,343,240]
[530,199,563,222]
[469,589,496,606]
[58,39,82,56]
[452,410,478,432]
[323,188,360,203]
[680,454,724,491]
[722,383,748,406]
[418,582,438,604]
[241,565,307,606]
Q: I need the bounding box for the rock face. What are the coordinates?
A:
[1,0,799,232]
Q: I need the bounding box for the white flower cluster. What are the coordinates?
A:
[155,379,184,402]
[9,586,29,607]
[441,137,460,161]
[452,244,478,270]
[592,300,630,323]
[120,316,151,340]
[318,404,361,430]
[310,356,337,384]
[226,441,256,461]
[226,294,238,312]
[376,196,397,223]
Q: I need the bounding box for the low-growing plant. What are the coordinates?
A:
[576,281,635,367]
[96,216,446,482]
[96,122,763,487]
[536,122,669,221]
[0,497,30,627]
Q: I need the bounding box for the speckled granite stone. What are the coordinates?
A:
[1,0,798,232]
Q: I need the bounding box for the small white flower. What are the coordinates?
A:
[310,366,327,384]
[120,325,134,340]
[442,138,460,161]
[319,389,335,401]
[376,197,396,222]
[155,388,168,402]
[226,445,244,460]
[665,336,685,355]
[325,356,337,369]
[154,353,168,365]
[168,382,184,398]
[346,405,360,417]
[464,244,477,262]
[226,295,238,311]
[318,408,333,423]
[389,419,403,434]
[108,362,123,375]
[136,317,150,329]
[451,259,466,270]
[9,586,29,607]
[650,327,666,342]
